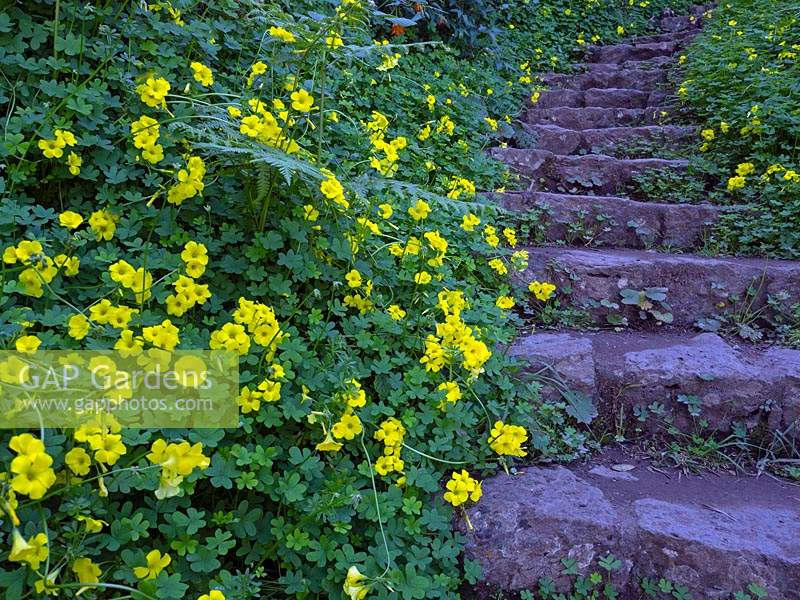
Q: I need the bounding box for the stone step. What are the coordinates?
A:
[631,28,698,45]
[579,56,674,72]
[540,68,668,91]
[521,123,693,156]
[534,88,669,110]
[520,247,800,328]
[498,191,721,250]
[526,106,675,130]
[660,13,703,32]
[589,41,682,63]
[464,450,800,598]
[508,330,800,434]
[491,148,688,194]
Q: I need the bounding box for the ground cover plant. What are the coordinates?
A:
[0,0,696,597]
[677,0,800,258]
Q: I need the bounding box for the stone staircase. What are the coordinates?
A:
[465,8,800,598]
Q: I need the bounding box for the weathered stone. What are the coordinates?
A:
[579,56,674,72]
[531,89,663,110]
[521,247,800,327]
[540,68,668,91]
[507,332,596,401]
[526,106,673,129]
[632,29,698,45]
[497,191,722,250]
[659,15,700,32]
[464,458,800,598]
[590,41,681,63]
[583,88,654,109]
[533,89,585,109]
[521,124,693,155]
[509,330,800,433]
[491,148,688,194]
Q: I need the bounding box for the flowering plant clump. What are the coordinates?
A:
[678,1,800,258]
[0,0,689,597]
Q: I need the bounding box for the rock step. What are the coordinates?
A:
[521,123,693,156]
[491,148,688,195]
[589,41,682,63]
[660,13,703,32]
[465,451,800,599]
[526,106,675,130]
[533,88,670,110]
[540,68,668,91]
[509,330,800,434]
[497,191,721,250]
[579,56,674,72]
[520,247,800,328]
[631,28,698,45]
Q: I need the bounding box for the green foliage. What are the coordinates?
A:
[0,0,694,597]
[679,0,800,257]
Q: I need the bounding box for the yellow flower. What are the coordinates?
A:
[143,319,181,351]
[727,175,746,191]
[10,451,56,500]
[700,128,715,142]
[15,335,41,354]
[54,254,80,276]
[59,210,84,230]
[9,531,49,570]
[437,381,461,408]
[290,88,315,112]
[199,591,227,600]
[190,61,214,86]
[443,469,482,507]
[426,94,436,112]
[89,433,127,466]
[38,137,66,158]
[414,271,432,285]
[332,413,363,440]
[72,557,102,584]
[66,151,82,175]
[76,515,107,533]
[315,430,343,452]
[489,420,528,457]
[345,269,362,288]
[209,322,250,355]
[461,213,480,231]
[408,199,431,221]
[88,209,118,241]
[240,115,263,137]
[488,258,507,276]
[320,173,348,208]
[67,313,89,340]
[326,33,344,49]
[343,566,370,600]
[136,76,171,109]
[269,26,296,43]
[496,296,515,309]
[134,549,171,580]
[528,280,556,301]
[387,305,406,320]
[378,203,393,218]
[736,162,755,177]
[65,447,91,476]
